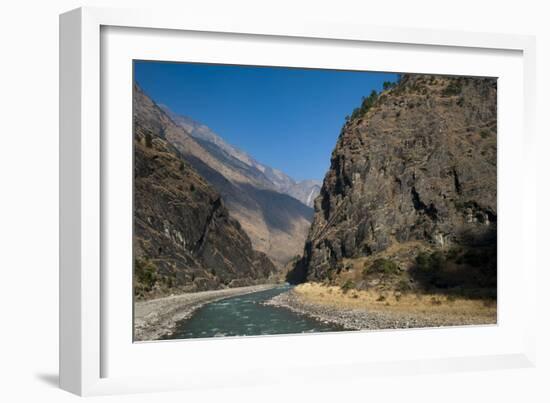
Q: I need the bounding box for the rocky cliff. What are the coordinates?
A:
[288,74,497,292]
[133,86,276,299]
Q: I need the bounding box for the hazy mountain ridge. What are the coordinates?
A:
[160,105,321,207]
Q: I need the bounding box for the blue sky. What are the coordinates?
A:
[134,61,398,182]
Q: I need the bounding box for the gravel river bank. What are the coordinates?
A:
[264,284,497,331]
[134,284,279,341]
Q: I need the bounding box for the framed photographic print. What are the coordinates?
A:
[60,6,537,396]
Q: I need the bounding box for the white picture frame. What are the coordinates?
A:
[60,6,537,396]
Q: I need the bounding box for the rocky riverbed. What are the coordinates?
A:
[264,286,497,331]
[134,284,278,341]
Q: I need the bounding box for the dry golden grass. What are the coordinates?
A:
[293,283,496,324]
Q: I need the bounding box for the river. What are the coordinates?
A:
[162,285,342,340]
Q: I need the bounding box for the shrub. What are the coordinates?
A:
[413,251,446,287]
[383,81,396,91]
[144,132,153,148]
[412,246,497,292]
[480,129,490,139]
[415,251,444,273]
[349,89,379,121]
[363,258,400,277]
[415,252,430,269]
[463,250,491,267]
[442,81,462,96]
[134,257,157,296]
[397,278,412,292]
[341,279,355,293]
[430,297,442,306]
[446,246,462,261]
[431,251,445,267]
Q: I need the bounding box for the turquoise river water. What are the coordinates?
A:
[162,285,343,340]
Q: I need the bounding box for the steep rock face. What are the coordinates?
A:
[289,75,497,283]
[133,86,276,298]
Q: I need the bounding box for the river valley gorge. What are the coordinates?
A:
[133,65,497,341]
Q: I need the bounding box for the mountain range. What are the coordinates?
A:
[160,106,322,208]
[154,103,321,267]
[134,85,321,273]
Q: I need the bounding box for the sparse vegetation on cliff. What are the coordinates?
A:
[346,89,380,122]
[363,258,400,276]
[134,257,158,298]
[287,74,497,310]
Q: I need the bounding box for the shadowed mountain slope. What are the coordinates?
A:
[133,86,277,298]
